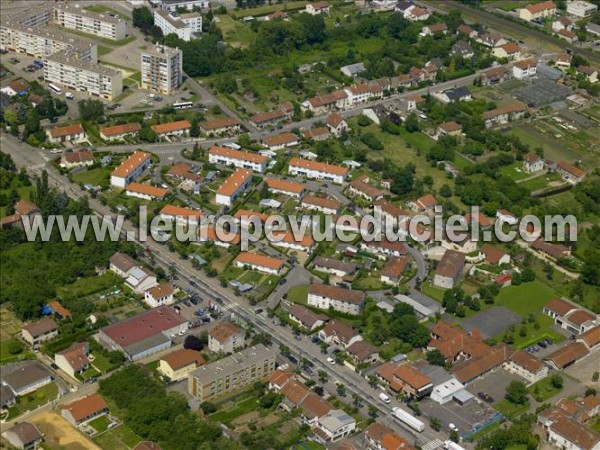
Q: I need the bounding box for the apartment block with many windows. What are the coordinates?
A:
[188,345,276,401]
[141,45,182,94]
[53,4,127,41]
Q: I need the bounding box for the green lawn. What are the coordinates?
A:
[91,353,116,373]
[500,314,565,349]
[7,383,58,420]
[209,393,261,425]
[0,338,34,364]
[499,162,530,181]
[89,415,112,433]
[72,167,113,189]
[94,425,142,450]
[528,377,563,402]
[57,272,122,299]
[286,285,309,304]
[421,284,446,302]
[494,399,529,419]
[495,281,556,316]
[352,276,385,291]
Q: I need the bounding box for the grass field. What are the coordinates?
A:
[528,376,563,402]
[209,393,261,425]
[57,272,122,299]
[89,415,112,433]
[421,284,446,302]
[286,285,309,304]
[494,281,556,316]
[498,314,565,349]
[94,425,142,450]
[494,399,529,419]
[7,383,58,420]
[72,167,113,189]
[0,338,34,364]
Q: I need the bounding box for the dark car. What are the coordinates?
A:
[478,392,494,403]
[190,297,199,306]
[287,355,298,364]
[537,341,547,348]
[50,363,59,370]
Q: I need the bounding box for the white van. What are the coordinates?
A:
[379,392,391,404]
[65,92,74,100]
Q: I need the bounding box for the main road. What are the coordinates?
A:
[2,134,447,449]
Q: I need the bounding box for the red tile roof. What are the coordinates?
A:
[62,394,107,422]
[265,177,305,194]
[159,205,202,220]
[100,123,141,137]
[216,168,252,197]
[111,151,151,179]
[309,284,365,305]
[209,321,243,343]
[161,349,205,370]
[209,146,267,165]
[289,157,349,176]
[49,123,84,139]
[235,252,284,270]
[151,120,191,134]
[200,117,240,131]
[126,182,169,199]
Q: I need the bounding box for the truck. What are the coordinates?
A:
[379,393,391,404]
[391,407,425,432]
[443,441,466,450]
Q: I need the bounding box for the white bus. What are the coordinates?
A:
[48,83,63,95]
[173,101,193,110]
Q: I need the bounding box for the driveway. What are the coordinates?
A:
[461,307,522,340]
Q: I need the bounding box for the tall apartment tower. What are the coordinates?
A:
[140,45,182,95]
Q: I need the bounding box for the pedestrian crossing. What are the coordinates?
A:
[422,439,444,450]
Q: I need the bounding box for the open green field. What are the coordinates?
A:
[494,314,565,349]
[421,284,446,302]
[7,383,58,420]
[494,399,529,419]
[518,172,563,192]
[494,281,556,316]
[209,392,261,425]
[94,424,142,450]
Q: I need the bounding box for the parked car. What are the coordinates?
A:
[478,392,494,403]
[537,341,547,348]
[190,298,198,306]
[288,355,298,364]
[326,357,336,365]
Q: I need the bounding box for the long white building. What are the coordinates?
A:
[141,45,182,94]
[208,146,267,173]
[288,157,349,184]
[153,9,202,42]
[45,49,123,100]
[53,4,127,41]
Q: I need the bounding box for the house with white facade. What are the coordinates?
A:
[215,168,253,206]
[234,252,284,275]
[144,284,175,308]
[288,158,349,184]
[110,151,152,187]
[308,284,365,315]
[208,146,267,172]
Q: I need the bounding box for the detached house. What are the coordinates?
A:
[557,160,586,184]
[46,123,86,144]
[158,349,205,381]
[144,284,175,308]
[480,66,511,85]
[482,102,528,128]
[199,117,241,135]
[208,321,245,354]
[543,298,598,335]
[433,250,466,288]
[493,42,521,60]
[306,1,330,15]
[235,252,285,275]
[513,59,537,79]
[151,120,191,139]
[100,123,141,141]
[324,113,348,137]
[61,394,109,427]
[2,422,43,450]
[480,244,510,266]
[60,150,94,169]
[288,305,328,331]
[524,153,544,173]
[519,1,556,21]
[264,177,305,198]
[54,343,90,379]
[318,320,362,350]
[420,23,448,37]
[300,194,342,215]
[346,341,379,366]
[504,349,548,384]
[22,318,58,346]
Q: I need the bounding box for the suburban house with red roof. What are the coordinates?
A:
[60,150,94,169]
[151,120,191,139]
[46,123,86,144]
[306,1,330,15]
[54,343,90,379]
[199,117,241,135]
[159,205,202,225]
[556,161,586,184]
[377,363,433,398]
[543,298,598,335]
[433,250,466,288]
[235,252,284,275]
[262,133,300,151]
[98,306,187,360]
[61,394,109,426]
[318,320,363,349]
[381,256,408,285]
[264,177,305,198]
[348,176,389,202]
[407,194,438,213]
[270,230,315,253]
[524,153,545,173]
[324,113,348,137]
[110,151,152,188]
[519,1,556,21]
[308,284,366,315]
[100,123,141,141]
[144,283,175,308]
[479,244,510,266]
[503,349,548,384]
[208,146,267,173]
[158,349,205,381]
[208,322,245,354]
[300,194,342,215]
[125,183,169,201]
[346,340,379,366]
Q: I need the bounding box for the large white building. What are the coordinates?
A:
[110,151,152,187]
[567,1,598,17]
[151,0,210,11]
[208,146,267,172]
[45,49,123,100]
[216,169,253,206]
[154,9,202,42]
[53,4,127,41]
[308,284,365,315]
[141,45,182,94]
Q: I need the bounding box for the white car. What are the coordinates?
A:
[326,357,335,365]
[178,330,186,336]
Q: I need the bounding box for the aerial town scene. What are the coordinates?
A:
[0,0,599,449]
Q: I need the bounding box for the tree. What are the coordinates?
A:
[200,401,217,414]
[336,383,346,397]
[138,124,157,142]
[439,184,453,198]
[352,392,362,408]
[430,417,442,431]
[368,405,378,418]
[360,132,384,150]
[279,344,290,357]
[184,335,204,351]
[405,113,420,132]
[317,370,328,384]
[132,6,154,30]
[426,349,446,366]
[549,374,563,389]
[505,380,528,405]
[78,99,104,122]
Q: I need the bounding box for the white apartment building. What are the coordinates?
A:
[567,1,598,17]
[0,23,95,59]
[288,157,349,184]
[209,146,267,172]
[53,4,127,41]
[45,49,123,100]
[154,0,210,11]
[215,169,253,206]
[110,151,152,187]
[154,9,202,42]
[141,45,182,94]
[307,284,365,315]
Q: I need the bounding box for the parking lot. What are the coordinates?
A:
[467,369,525,405]
[461,306,522,339]
[421,396,499,437]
